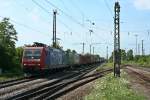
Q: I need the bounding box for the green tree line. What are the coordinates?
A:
[0,18,23,73]
[109,49,150,67]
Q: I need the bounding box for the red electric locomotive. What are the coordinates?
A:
[22,42,66,74]
[22,46,46,73]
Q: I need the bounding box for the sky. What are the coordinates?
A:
[0,0,150,58]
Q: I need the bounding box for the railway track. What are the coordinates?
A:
[125,66,150,99]
[0,63,111,100]
[0,77,35,89]
[37,69,113,100]
[8,72,78,100]
[4,65,97,99]
[126,66,150,83]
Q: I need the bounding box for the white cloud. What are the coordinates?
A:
[134,0,150,10]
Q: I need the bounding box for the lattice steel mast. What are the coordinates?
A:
[114,1,121,77]
[53,10,57,48]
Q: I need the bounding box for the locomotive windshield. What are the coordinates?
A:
[24,49,41,59]
[33,50,41,59]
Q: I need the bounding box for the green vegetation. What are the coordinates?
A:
[109,49,150,68]
[0,18,23,75]
[50,40,63,49]
[84,71,147,100]
[96,63,113,72]
[0,72,23,81]
[128,55,150,68]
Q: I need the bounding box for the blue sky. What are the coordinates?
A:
[0,0,150,57]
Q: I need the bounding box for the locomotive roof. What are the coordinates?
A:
[24,47,44,49]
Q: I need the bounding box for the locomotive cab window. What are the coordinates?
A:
[24,50,32,59]
[33,50,41,59]
[24,49,41,59]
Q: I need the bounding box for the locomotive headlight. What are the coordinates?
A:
[24,64,26,66]
[35,59,40,62]
[38,64,40,66]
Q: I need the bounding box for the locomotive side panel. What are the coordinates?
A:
[79,54,92,65]
[65,52,74,65]
[73,53,80,65]
[45,48,51,69]
[45,48,66,69]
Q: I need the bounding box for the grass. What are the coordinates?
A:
[122,61,150,68]
[96,62,113,72]
[104,61,150,68]
[84,71,147,100]
[0,71,23,81]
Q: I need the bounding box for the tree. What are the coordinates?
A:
[0,18,17,47]
[126,49,133,61]
[109,49,127,62]
[121,49,127,61]
[16,47,24,63]
[0,18,18,72]
[66,49,71,53]
[72,50,76,54]
[51,40,63,49]
[109,52,113,62]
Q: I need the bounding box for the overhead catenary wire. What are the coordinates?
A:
[103,0,114,17]
[58,19,72,32]
[44,0,84,27]
[0,16,49,36]
[68,0,112,55]
[17,1,52,25]
[69,0,84,16]
[69,0,85,25]
[96,0,113,18]
[58,0,70,12]
[32,0,73,33]
[32,0,51,14]
[33,0,113,45]
[31,0,80,49]
[69,0,112,34]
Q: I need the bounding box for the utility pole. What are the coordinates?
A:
[138,43,140,55]
[89,29,93,36]
[90,43,102,55]
[93,47,95,62]
[53,10,57,48]
[135,34,138,55]
[114,1,121,77]
[93,47,94,55]
[90,43,101,62]
[142,40,144,55]
[89,44,92,63]
[106,46,108,62]
[80,42,85,54]
[90,44,92,55]
[73,42,85,54]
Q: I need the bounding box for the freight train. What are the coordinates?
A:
[22,42,103,75]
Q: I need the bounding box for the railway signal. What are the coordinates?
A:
[114,1,121,77]
[73,42,86,54]
[89,29,93,36]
